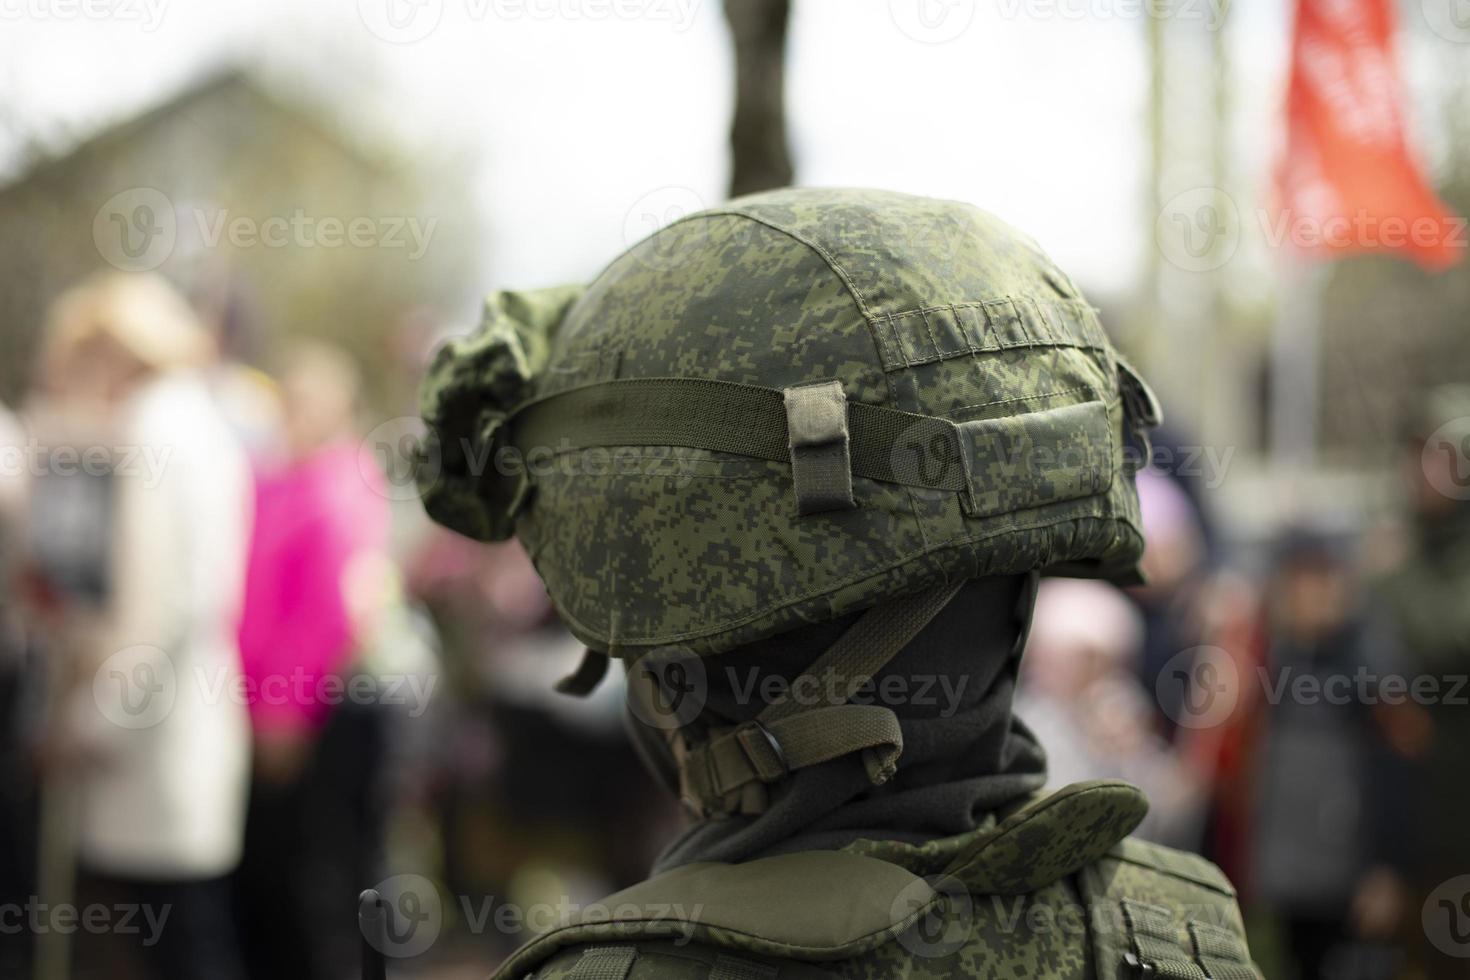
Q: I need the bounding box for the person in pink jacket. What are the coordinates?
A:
[234,340,391,980]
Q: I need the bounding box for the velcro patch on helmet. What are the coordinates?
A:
[955,400,1113,519]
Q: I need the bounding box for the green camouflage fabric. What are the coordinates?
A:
[420,284,585,541]
[494,781,1257,979]
[418,188,1159,657]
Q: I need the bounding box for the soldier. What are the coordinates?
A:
[1376,386,1470,978]
[416,189,1258,978]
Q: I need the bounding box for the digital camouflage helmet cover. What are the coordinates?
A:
[418,188,1161,660]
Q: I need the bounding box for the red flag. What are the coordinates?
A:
[1277,0,1465,270]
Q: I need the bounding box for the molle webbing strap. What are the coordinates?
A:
[1121,901,1208,980]
[508,377,968,492]
[679,581,964,817]
[565,945,637,980]
[1188,922,1260,980]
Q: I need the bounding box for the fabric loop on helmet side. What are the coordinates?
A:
[782,380,855,515]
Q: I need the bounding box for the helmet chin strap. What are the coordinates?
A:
[659,579,966,819]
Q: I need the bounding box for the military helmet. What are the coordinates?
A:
[419,188,1159,661]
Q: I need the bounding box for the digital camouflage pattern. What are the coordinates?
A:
[418,188,1159,657]
[494,781,1257,979]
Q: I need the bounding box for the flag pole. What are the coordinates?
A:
[1269,258,1324,473]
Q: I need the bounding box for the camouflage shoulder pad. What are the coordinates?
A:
[845,779,1148,894]
[490,851,938,980]
[1077,838,1260,979]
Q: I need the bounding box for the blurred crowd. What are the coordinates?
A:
[1016,414,1470,980]
[0,271,671,980]
[0,270,1466,980]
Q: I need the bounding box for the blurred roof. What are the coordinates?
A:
[0,67,393,197]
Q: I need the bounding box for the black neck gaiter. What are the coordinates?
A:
[636,575,1048,873]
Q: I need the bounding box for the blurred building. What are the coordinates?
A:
[0,68,479,406]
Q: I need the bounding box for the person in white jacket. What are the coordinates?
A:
[27,272,252,980]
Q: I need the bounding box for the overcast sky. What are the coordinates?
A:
[0,0,1456,302]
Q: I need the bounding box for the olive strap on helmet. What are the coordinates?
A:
[505,376,1118,525]
[507,376,968,492]
[678,580,964,817]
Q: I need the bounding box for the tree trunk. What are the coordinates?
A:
[724,0,793,197]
